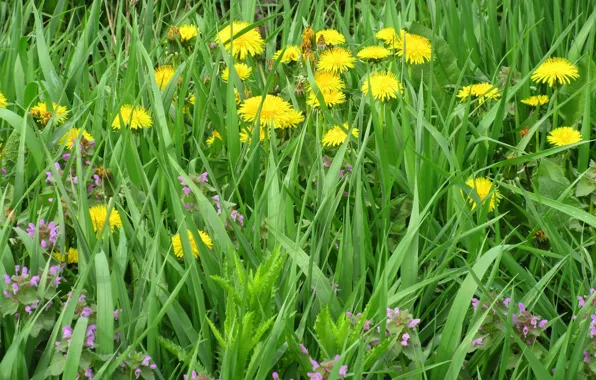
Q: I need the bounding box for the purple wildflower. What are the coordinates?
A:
[401,332,410,346]
[30,276,40,286]
[141,356,151,366]
[300,344,309,355]
[578,296,586,307]
[81,307,93,318]
[3,274,11,284]
[272,373,280,379]
[408,318,421,328]
[62,325,73,340]
[472,337,484,347]
[134,368,142,379]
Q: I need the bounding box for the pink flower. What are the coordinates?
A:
[519,303,526,313]
[471,337,484,347]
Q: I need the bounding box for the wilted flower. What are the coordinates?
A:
[29,102,68,125]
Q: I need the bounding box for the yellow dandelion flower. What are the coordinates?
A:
[172,230,213,258]
[89,205,123,233]
[521,95,549,107]
[315,29,346,46]
[0,92,7,108]
[238,95,304,129]
[239,126,267,143]
[457,83,500,104]
[361,71,403,102]
[322,123,359,147]
[207,130,222,146]
[306,90,346,108]
[217,21,265,60]
[189,94,196,105]
[112,104,152,130]
[357,46,391,61]
[531,57,579,87]
[463,177,501,212]
[547,126,582,147]
[376,27,399,44]
[312,71,345,93]
[317,48,355,74]
[273,45,302,63]
[221,63,252,82]
[179,25,199,42]
[393,30,432,65]
[59,128,94,150]
[30,102,68,126]
[53,247,79,264]
[155,65,175,90]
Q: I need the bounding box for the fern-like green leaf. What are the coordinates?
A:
[314,307,337,355]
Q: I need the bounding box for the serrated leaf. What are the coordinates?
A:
[314,307,337,355]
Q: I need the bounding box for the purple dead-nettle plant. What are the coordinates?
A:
[26,219,59,251]
[469,293,548,357]
[307,355,348,379]
[1,265,63,331]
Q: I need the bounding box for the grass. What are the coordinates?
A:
[0,0,596,379]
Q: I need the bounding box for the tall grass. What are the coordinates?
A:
[0,0,595,379]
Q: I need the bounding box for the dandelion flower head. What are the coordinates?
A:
[307,90,346,108]
[0,92,7,108]
[311,71,345,93]
[53,247,79,264]
[155,65,175,90]
[112,105,152,130]
[221,63,253,82]
[30,102,68,126]
[172,230,213,258]
[239,126,267,143]
[376,27,399,44]
[322,124,359,147]
[393,30,432,65]
[457,83,500,104]
[273,45,302,63]
[547,126,582,147]
[217,21,265,60]
[238,95,304,129]
[207,130,222,146]
[361,71,403,102]
[531,57,579,87]
[179,25,199,42]
[357,46,391,62]
[521,95,549,107]
[89,205,123,233]
[317,48,355,74]
[463,177,501,212]
[59,128,94,149]
[316,29,346,45]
